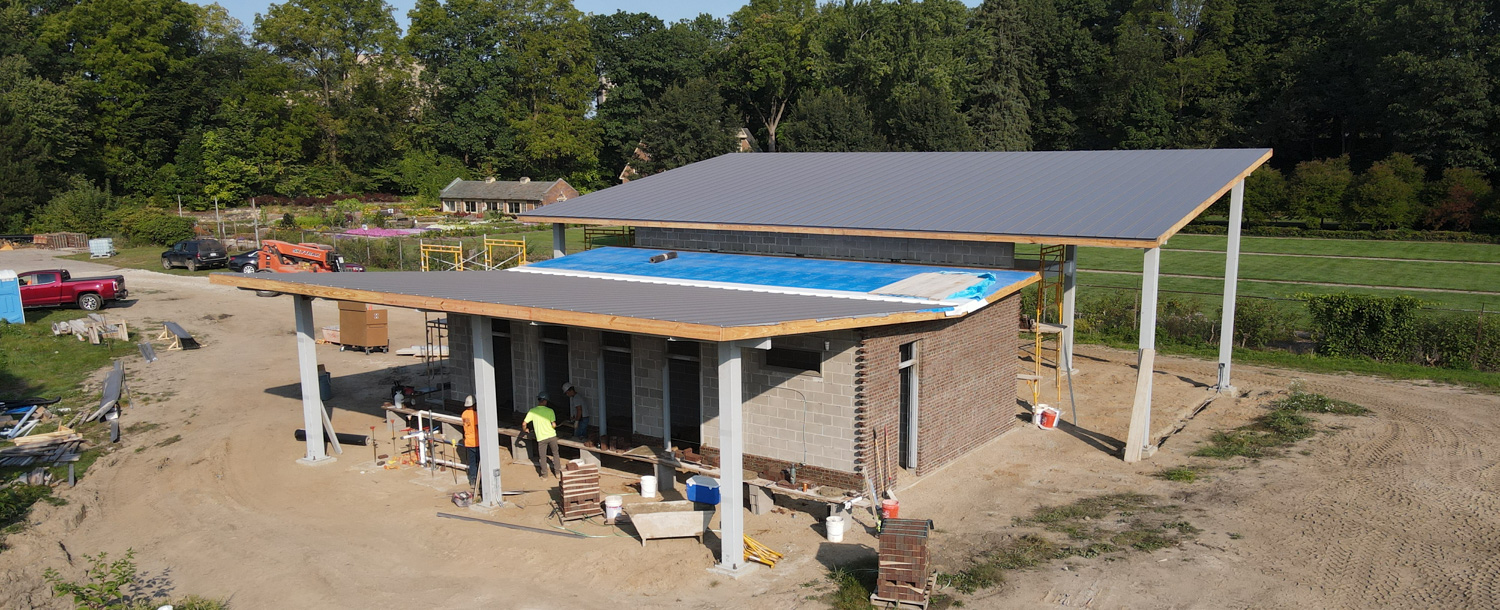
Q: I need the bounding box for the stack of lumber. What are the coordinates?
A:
[558,460,604,521]
[873,518,935,608]
[0,429,84,467]
[50,314,128,344]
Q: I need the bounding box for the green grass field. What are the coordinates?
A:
[1019,235,1500,311]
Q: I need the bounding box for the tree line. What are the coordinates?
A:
[2,0,1497,235]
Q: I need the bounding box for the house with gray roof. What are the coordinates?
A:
[439,177,577,215]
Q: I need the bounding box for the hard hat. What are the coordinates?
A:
[464,395,475,407]
[562,383,575,393]
[537,392,551,402]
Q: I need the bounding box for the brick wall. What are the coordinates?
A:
[636,227,1016,268]
[857,293,1022,486]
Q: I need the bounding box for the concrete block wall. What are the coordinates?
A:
[631,335,667,439]
[857,293,1022,484]
[511,321,541,414]
[700,332,859,473]
[565,327,600,422]
[636,227,1017,268]
[446,315,474,404]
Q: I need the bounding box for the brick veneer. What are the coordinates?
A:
[857,293,1022,486]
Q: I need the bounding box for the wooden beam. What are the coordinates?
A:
[1124,347,1156,463]
[1152,149,1273,247]
[519,216,1160,249]
[210,271,1037,341]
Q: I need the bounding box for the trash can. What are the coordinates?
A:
[0,270,23,324]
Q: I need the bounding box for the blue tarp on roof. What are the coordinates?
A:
[528,247,1034,301]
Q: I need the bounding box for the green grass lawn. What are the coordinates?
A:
[1,309,129,402]
[1018,236,1500,311]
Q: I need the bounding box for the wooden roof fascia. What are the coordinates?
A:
[1151,148,1273,248]
[520,216,1159,249]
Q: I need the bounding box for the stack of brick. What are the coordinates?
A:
[558,460,603,521]
[874,518,932,605]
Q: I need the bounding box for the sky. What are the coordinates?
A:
[199,0,983,30]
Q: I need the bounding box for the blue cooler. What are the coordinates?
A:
[686,475,721,505]
[0,270,22,324]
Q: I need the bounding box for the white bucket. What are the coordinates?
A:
[640,475,657,498]
[604,495,623,521]
[825,515,846,542]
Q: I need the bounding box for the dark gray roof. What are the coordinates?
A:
[225,270,951,336]
[520,150,1271,246]
[441,178,559,201]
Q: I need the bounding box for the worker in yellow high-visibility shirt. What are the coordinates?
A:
[523,392,562,478]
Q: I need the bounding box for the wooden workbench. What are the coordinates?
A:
[381,403,867,513]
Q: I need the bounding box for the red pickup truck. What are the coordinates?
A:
[17,269,128,311]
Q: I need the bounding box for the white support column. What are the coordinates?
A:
[470,315,504,507]
[552,224,566,259]
[1124,247,1161,463]
[1217,179,1245,392]
[1061,244,1078,373]
[712,341,748,576]
[293,296,331,465]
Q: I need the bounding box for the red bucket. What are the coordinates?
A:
[881,499,900,519]
[1036,405,1060,430]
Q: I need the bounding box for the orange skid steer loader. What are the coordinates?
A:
[250,240,364,296]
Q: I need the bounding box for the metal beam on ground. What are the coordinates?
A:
[1217,179,1245,392]
[470,315,504,507]
[1062,244,1078,373]
[1124,247,1161,463]
[294,296,331,465]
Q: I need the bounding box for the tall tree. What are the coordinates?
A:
[780,88,886,152]
[0,98,46,232]
[636,77,737,175]
[254,0,401,165]
[722,0,815,153]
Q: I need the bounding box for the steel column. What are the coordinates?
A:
[1217,179,1246,391]
[293,296,330,464]
[713,341,747,574]
[470,315,504,506]
[552,224,566,259]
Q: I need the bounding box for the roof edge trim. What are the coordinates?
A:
[520,218,1159,249]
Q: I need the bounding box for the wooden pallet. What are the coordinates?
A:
[869,574,936,610]
[558,460,604,521]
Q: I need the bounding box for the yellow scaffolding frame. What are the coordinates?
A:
[420,237,528,272]
[483,238,527,269]
[1022,245,1066,407]
[420,243,464,271]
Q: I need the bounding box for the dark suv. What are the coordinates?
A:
[161,239,229,271]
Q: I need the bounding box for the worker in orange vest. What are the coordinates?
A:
[461,396,480,495]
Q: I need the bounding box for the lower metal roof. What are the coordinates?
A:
[209,254,1037,341]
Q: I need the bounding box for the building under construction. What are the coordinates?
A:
[212,148,1270,576]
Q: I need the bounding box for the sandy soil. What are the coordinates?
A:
[0,248,1495,609]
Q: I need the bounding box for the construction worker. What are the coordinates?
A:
[563,382,589,442]
[524,392,562,478]
[461,396,480,494]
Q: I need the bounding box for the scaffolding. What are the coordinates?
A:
[424,314,448,380]
[419,237,527,271]
[1022,245,1067,407]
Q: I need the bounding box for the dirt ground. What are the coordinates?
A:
[0,248,1496,609]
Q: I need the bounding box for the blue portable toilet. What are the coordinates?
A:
[0,270,23,324]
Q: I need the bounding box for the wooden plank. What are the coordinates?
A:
[1123,348,1156,463]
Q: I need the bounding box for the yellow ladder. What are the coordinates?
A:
[1023,245,1066,407]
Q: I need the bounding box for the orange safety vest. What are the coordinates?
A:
[462,409,479,448]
